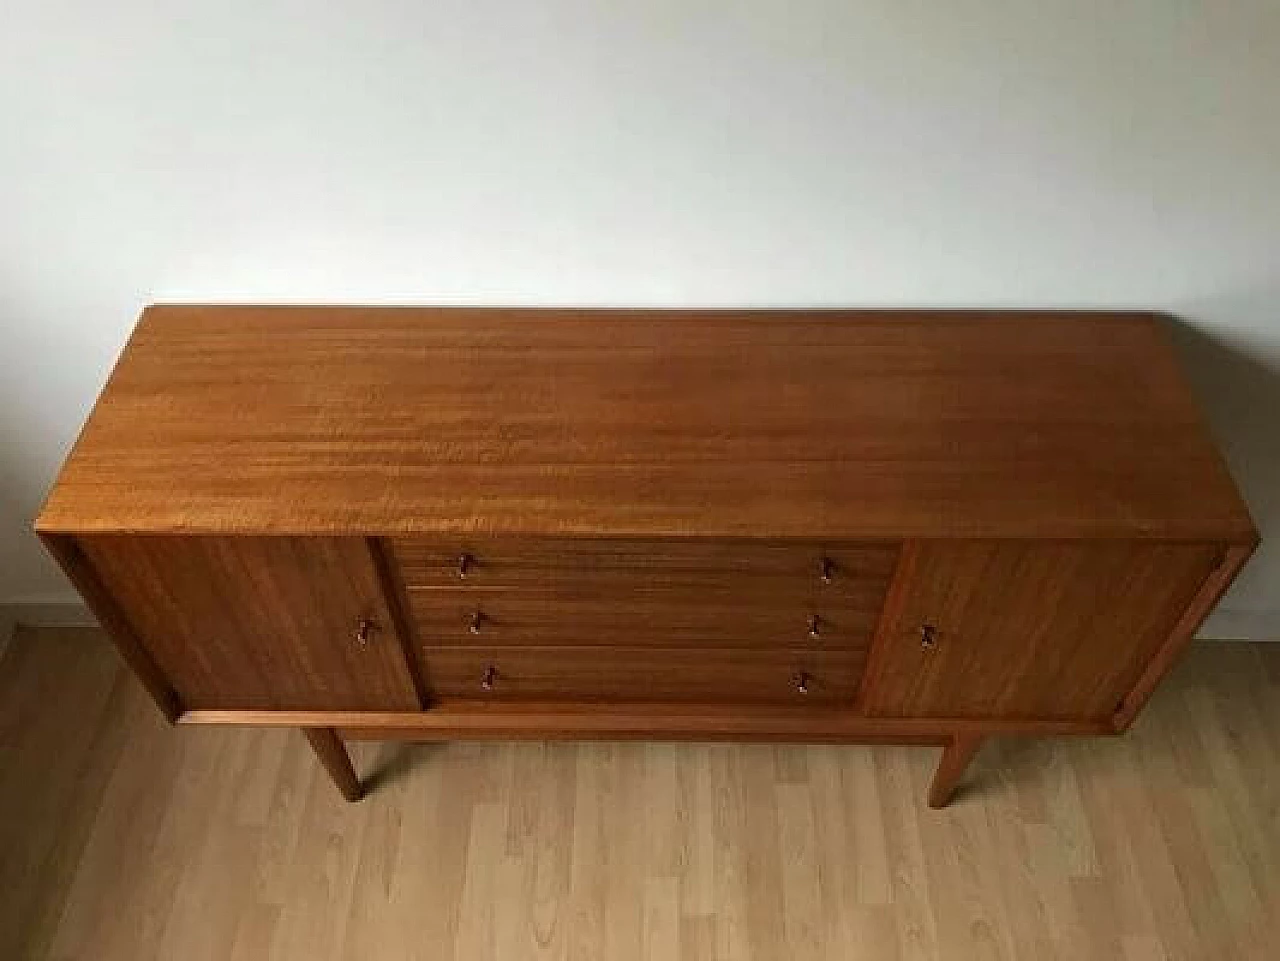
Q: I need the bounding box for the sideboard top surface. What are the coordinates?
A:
[36,306,1255,541]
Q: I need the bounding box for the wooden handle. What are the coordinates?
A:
[353,617,377,646]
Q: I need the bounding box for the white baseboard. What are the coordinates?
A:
[1197,608,1280,641]
[1,601,97,629]
[1,590,84,608]
[0,600,98,662]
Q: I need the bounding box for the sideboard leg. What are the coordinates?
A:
[303,727,364,802]
[928,734,983,808]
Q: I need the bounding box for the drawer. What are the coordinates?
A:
[389,537,900,593]
[406,586,882,649]
[422,646,866,705]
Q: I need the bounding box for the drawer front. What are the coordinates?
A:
[406,586,882,649]
[390,537,900,593]
[422,646,865,705]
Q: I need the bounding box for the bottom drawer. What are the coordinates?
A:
[421,647,866,705]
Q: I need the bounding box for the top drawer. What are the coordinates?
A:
[388,538,900,593]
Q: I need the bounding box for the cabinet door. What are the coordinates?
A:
[861,541,1221,721]
[78,536,422,711]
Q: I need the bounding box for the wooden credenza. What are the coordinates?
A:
[37,307,1257,807]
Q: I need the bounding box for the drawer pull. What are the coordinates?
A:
[807,614,822,638]
[481,665,498,691]
[920,623,937,649]
[819,556,835,583]
[457,553,474,579]
[354,617,377,647]
[469,610,485,634]
[795,672,812,695]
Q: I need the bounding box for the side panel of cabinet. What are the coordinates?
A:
[76,536,423,712]
[860,541,1222,721]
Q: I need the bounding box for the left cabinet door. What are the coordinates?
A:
[75,536,423,712]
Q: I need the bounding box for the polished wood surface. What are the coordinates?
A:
[420,646,867,705]
[179,707,1105,738]
[390,537,900,589]
[4,627,1277,961]
[37,532,182,721]
[927,734,984,809]
[76,536,422,711]
[36,307,1255,541]
[302,728,363,802]
[32,307,1259,807]
[405,586,884,649]
[860,541,1223,721]
[1114,541,1256,730]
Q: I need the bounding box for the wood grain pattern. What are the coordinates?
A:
[5,627,1279,961]
[927,734,984,808]
[301,728,363,802]
[1113,540,1257,730]
[391,537,900,588]
[37,532,182,721]
[35,307,1255,541]
[75,536,422,711]
[30,307,1259,808]
[366,536,431,707]
[178,707,1107,737]
[861,541,1224,720]
[405,585,884,650]
[419,646,867,705]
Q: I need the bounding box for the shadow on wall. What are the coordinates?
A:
[1169,302,1280,634]
[0,400,67,606]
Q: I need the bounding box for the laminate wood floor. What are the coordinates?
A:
[2,627,1277,960]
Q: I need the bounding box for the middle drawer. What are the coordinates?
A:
[404,585,882,650]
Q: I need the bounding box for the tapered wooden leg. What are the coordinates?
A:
[928,734,983,808]
[303,727,364,802]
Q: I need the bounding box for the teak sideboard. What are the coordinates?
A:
[37,307,1256,808]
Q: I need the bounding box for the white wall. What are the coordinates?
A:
[2,1,1278,632]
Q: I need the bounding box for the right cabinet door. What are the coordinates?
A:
[861,541,1221,721]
